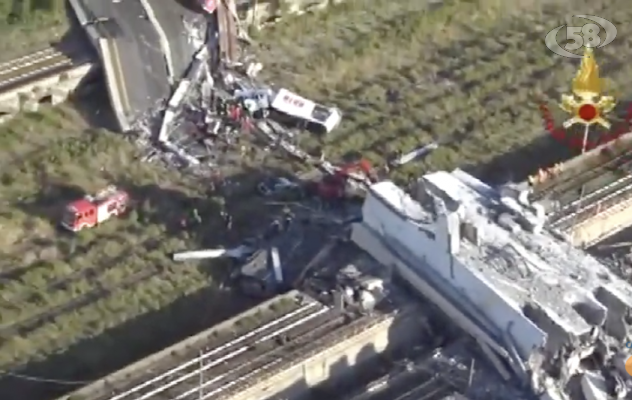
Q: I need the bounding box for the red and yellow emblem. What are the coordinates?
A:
[560,46,616,129]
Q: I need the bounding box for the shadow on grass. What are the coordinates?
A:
[467,97,632,185]
[70,79,119,132]
[4,178,272,400]
[462,133,579,185]
[14,179,85,229]
[0,285,256,400]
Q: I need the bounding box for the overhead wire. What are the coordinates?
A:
[0,370,93,385]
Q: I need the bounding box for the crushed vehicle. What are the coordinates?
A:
[257,176,303,198]
[270,88,342,135]
[308,159,378,200]
[61,186,129,232]
[231,246,286,298]
[234,88,273,119]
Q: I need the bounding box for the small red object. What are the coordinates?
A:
[578,104,598,121]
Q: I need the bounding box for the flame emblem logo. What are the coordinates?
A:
[559,47,616,129]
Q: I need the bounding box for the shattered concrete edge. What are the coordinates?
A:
[238,0,347,29]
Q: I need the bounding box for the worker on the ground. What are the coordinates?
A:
[225,214,233,230]
[270,219,281,236]
[220,210,232,230]
[283,213,293,230]
[192,208,202,225]
[228,103,242,122]
[241,116,253,133]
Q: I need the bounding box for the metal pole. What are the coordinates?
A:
[468,358,475,388]
[581,124,590,154]
[198,350,204,399]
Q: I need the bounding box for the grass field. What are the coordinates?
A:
[256,0,632,183]
[0,0,68,60]
[3,0,632,399]
[0,87,272,399]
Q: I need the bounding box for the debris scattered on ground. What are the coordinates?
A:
[390,142,439,166]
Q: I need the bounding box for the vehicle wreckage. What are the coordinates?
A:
[117,9,632,400]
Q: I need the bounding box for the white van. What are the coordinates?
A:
[270,88,341,135]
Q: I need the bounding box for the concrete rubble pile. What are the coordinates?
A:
[351,170,632,400]
[129,19,337,177]
[113,9,632,400]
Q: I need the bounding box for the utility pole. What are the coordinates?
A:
[198,349,204,399]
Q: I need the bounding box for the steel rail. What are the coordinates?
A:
[532,149,632,201]
[550,181,632,231]
[549,174,632,223]
[174,309,345,400]
[0,48,59,73]
[0,48,93,93]
[391,376,453,400]
[127,307,332,400]
[104,300,325,400]
[216,312,401,400]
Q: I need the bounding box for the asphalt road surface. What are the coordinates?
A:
[145,0,207,80]
[78,0,171,123]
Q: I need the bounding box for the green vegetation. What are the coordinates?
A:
[0,0,68,60]
[2,0,632,399]
[256,0,632,183]
[0,89,271,399]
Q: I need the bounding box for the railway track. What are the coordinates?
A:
[362,365,456,400]
[549,173,632,227]
[0,47,92,93]
[540,152,632,231]
[532,149,632,203]
[525,142,632,231]
[96,298,334,400]
[184,308,350,400]
[349,341,470,400]
[550,180,632,232]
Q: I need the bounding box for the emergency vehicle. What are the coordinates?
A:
[61,186,129,232]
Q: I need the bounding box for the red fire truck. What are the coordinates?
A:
[61,186,129,232]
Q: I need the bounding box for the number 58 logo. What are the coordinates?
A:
[545,15,617,58]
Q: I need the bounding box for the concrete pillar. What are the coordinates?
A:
[0,96,20,114]
[22,97,40,112]
[51,84,75,105]
[0,113,16,124]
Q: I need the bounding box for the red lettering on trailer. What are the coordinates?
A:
[282,95,305,108]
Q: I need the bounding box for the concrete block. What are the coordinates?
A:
[51,86,73,105]
[0,94,20,114]
[22,99,39,113]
